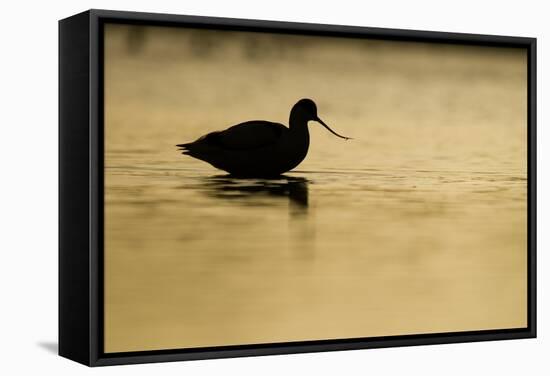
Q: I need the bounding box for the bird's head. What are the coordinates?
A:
[291,98,352,140]
[293,98,319,121]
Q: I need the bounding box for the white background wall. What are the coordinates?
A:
[0,0,547,374]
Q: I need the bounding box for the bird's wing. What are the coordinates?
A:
[200,121,287,151]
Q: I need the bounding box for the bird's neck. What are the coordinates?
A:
[289,111,310,137]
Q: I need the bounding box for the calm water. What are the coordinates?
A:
[103,25,527,352]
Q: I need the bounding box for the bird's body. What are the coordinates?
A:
[177,99,350,177]
[178,120,309,176]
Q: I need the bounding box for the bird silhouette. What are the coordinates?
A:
[177,99,351,177]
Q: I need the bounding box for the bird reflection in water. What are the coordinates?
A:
[199,175,314,258]
[199,175,309,216]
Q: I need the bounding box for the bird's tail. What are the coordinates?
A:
[176,142,193,155]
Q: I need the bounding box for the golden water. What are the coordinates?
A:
[103,24,528,352]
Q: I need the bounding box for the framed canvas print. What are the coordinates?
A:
[59,9,536,366]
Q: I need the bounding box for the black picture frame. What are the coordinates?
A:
[59,9,537,367]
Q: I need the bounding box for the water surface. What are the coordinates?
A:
[103,24,527,352]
